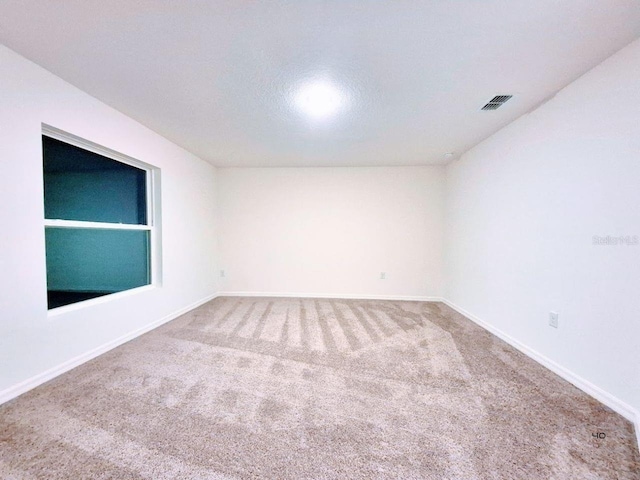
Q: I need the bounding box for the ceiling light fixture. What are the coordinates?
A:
[444,152,455,158]
[294,80,345,120]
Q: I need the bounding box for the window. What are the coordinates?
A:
[42,126,160,310]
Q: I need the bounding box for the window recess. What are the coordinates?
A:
[42,126,161,310]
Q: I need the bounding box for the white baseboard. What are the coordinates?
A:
[441,299,637,424]
[0,292,218,406]
[2,291,638,453]
[218,291,442,302]
[635,409,640,453]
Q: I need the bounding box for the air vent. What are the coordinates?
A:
[481,95,513,111]
[481,103,501,111]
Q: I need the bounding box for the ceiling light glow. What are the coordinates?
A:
[294,80,345,119]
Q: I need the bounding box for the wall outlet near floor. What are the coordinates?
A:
[380,272,386,280]
[549,312,559,328]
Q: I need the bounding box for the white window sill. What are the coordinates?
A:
[47,284,157,318]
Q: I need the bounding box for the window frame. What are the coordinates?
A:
[42,124,162,315]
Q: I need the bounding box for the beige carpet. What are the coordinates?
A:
[1,297,638,479]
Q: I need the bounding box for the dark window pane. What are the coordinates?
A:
[43,136,147,225]
[45,227,150,308]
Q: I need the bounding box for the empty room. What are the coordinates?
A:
[1,2,639,479]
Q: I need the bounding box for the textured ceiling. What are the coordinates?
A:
[1,1,639,167]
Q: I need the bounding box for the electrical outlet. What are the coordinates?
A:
[220,270,225,278]
[380,272,386,280]
[549,312,559,328]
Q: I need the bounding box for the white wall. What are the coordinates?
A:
[0,46,218,397]
[445,39,640,418]
[218,167,445,299]
[3,34,638,438]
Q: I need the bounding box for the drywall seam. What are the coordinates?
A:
[0,292,218,406]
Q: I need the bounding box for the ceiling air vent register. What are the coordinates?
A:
[481,95,513,111]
